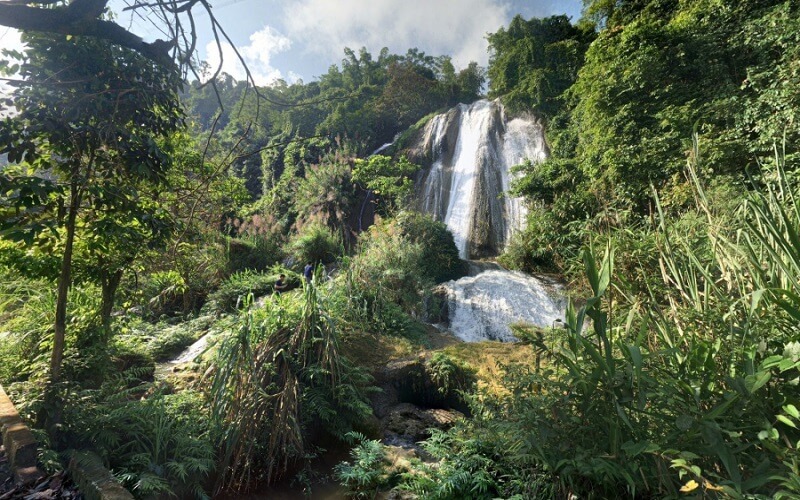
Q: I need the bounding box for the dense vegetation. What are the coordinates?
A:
[397,1,800,498]
[1,0,799,498]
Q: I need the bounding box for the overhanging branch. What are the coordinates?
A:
[0,1,175,67]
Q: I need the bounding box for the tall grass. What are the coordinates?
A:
[208,280,372,493]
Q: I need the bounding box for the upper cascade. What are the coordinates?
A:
[410,99,547,259]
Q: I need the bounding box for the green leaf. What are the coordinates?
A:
[784,404,800,419]
[761,355,786,369]
[744,371,771,394]
[583,246,600,296]
[776,415,797,428]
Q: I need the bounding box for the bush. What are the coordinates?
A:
[226,235,283,274]
[0,272,56,383]
[394,211,465,283]
[348,222,430,318]
[334,433,393,498]
[64,382,214,499]
[138,240,228,318]
[288,223,342,266]
[498,204,560,272]
[206,269,297,313]
[0,273,105,385]
[209,283,374,492]
[142,270,190,318]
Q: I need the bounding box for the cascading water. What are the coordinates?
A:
[411,100,562,342]
[440,263,565,342]
[414,99,547,259]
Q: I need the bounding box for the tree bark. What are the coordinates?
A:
[100,268,123,334]
[50,176,82,384]
[0,1,174,67]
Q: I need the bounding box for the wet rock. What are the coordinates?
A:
[382,403,463,442]
[371,356,425,418]
[371,353,474,419]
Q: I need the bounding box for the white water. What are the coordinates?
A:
[443,101,494,258]
[417,99,547,259]
[502,117,547,241]
[442,267,565,342]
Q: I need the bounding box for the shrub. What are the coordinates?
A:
[142,270,189,318]
[288,223,342,266]
[348,222,430,318]
[0,273,104,385]
[394,211,465,283]
[209,283,374,493]
[226,235,284,274]
[65,382,214,499]
[206,269,296,313]
[334,432,392,498]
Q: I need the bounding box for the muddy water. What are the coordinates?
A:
[216,448,350,500]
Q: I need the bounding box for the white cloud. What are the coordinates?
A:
[0,28,26,112]
[204,25,298,85]
[282,0,509,69]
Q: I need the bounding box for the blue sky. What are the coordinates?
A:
[1,0,583,86]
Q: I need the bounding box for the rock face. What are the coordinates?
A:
[410,99,548,259]
[370,355,472,448]
[383,403,463,442]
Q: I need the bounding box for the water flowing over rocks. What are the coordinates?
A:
[411,99,547,259]
[436,262,566,343]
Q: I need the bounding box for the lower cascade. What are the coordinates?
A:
[440,263,566,343]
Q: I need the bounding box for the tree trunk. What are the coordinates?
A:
[41,177,82,434]
[100,268,124,334]
[50,179,82,384]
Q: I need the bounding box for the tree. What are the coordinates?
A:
[352,154,418,216]
[0,0,239,79]
[0,32,183,387]
[487,15,593,117]
[294,140,358,246]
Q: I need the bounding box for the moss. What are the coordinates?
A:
[440,341,536,397]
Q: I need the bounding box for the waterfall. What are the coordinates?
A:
[415,99,547,259]
[410,100,561,343]
[439,263,565,342]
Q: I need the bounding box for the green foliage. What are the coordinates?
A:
[352,155,419,216]
[0,269,108,385]
[334,432,392,499]
[393,211,465,283]
[395,155,800,498]
[426,352,476,398]
[183,46,485,201]
[347,220,431,320]
[487,15,593,117]
[64,381,214,499]
[0,240,60,280]
[504,2,798,266]
[399,427,537,499]
[206,269,294,313]
[0,31,185,383]
[293,141,359,242]
[116,314,214,362]
[737,2,800,157]
[226,235,284,274]
[0,271,56,383]
[144,270,189,318]
[209,282,373,493]
[288,223,342,266]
